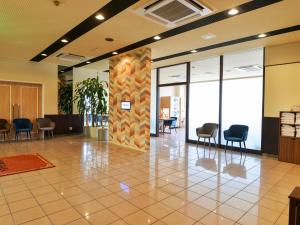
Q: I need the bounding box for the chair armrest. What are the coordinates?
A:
[223,130,230,139]
[196,127,204,135]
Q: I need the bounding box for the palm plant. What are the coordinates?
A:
[73,76,108,127]
[58,80,73,115]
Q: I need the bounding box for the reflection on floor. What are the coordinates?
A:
[159,128,186,143]
[0,135,298,225]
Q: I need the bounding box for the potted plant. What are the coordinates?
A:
[58,74,73,114]
[73,76,108,140]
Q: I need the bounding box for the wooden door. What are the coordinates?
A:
[20,86,38,122]
[0,85,11,122]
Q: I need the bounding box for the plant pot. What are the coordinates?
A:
[98,127,108,141]
[83,126,108,141]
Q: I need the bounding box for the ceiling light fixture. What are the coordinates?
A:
[153,35,161,40]
[95,14,105,20]
[61,70,64,73]
[61,39,68,43]
[228,8,239,15]
[112,51,118,55]
[258,33,267,38]
[41,53,47,56]
[190,50,197,53]
[201,33,216,40]
[86,61,91,64]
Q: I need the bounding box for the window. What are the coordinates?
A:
[189,57,220,141]
[159,64,187,85]
[221,48,263,150]
[150,69,157,134]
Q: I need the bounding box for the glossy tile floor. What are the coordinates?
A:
[0,135,299,225]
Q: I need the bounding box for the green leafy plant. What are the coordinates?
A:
[58,82,73,114]
[73,76,108,127]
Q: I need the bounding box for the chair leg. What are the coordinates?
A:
[26,131,29,139]
[51,130,54,137]
[197,137,200,148]
[231,141,234,151]
[225,140,228,153]
[29,132,31,140]
[203,138,206,149]
[15,132,18,141]
[243,142,246,154]
[239,142,242,156]
[208,138,211,149]
[213,137,217,148]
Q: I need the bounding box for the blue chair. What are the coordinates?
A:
[224,125,249,156]
[13,118,33,141]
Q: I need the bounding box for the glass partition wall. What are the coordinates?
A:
[187,48,263,151]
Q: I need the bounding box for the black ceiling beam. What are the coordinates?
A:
[59,0,282,73]
[153,24,300,62]
[31,0,139,62]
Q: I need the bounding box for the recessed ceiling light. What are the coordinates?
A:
[201,33,216,40]
[112,51,118,55]
[41,53,47,56]
[95,14,105,20]
[61,39,68,43]
[86,61,91,64]
[190,50,197,53]
[105,37,114,42]
[258,33,267,38]
[228,8,239,15]
[61,70,64,73]
[154,35,161,40]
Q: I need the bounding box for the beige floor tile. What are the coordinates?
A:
[161,196,186,210]
[35,192,62,204]
[144,202,174,219]
[12,206,45,224]
[0,214,15,225]
[65,218,90,225]
[178,202,210,220]
[275,214,288,225]
[146,190,170,201]
[235,191,260,204]
[87,187,112,199]
[200,212,235,225]
[159,183,183,195]
[8,197,38,213]
[59,186,83,198]
[0,203,10,217]
[5,190,33,203]
[97,193,124,207]
[249,205,281,223]
[109,201,139,217]
[205,190,231,203]
[49,208,81,225]
[42,198,71,215]
[86,209,119,225]
[238,213,273,225]
[117,188,142,200]
[258,198,286,212]
[188,184,212,195]
[175,190,201,201]
[152,221,167,225]
[124,210,156,225]
[215,204,245,221]
[129,194,156,209]
[193,196,221,211]
[225,197,253,211]
[22,217,52,225]
[66,193,93,206]
[110,219,130,225]
[75,200,104,217]
[31,185,55,196]
[162,211,195,225]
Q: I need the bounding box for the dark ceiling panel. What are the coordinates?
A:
[31,0,139,62]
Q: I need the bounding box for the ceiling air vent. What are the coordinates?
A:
[56,53,87,63]
[134,0,212,28]
[234,64,263,72]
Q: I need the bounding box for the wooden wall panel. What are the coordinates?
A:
[0,85,11,122]
[21,87,38,122]
[109,48,151,151]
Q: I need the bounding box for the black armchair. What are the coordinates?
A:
[13,118,33,141]
[223,124,249,155]
[196,123,219,148]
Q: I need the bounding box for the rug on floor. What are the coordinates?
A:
[0,153,54,176]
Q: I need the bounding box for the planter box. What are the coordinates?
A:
[83,126,108,141]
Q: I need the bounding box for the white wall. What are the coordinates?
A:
[0,57,58,114]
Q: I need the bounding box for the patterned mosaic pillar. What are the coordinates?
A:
[109,48,151,151]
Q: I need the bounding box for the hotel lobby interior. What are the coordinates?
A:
[1,0,300,225]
